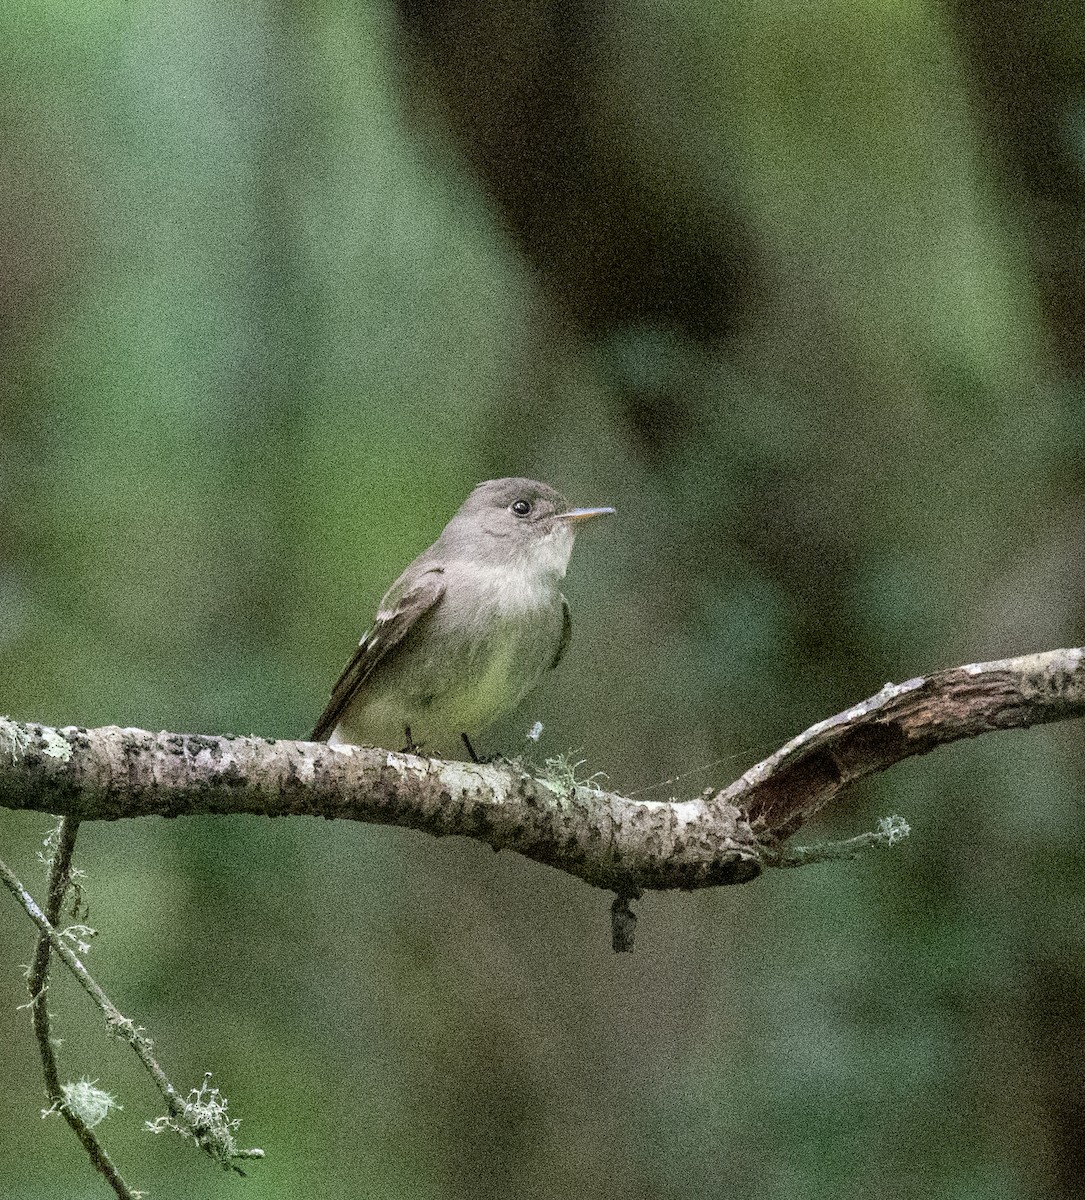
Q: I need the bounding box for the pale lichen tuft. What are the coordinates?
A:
[43,1078,121,1128]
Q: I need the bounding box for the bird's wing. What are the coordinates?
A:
[309,568,446,741]
[549,595,572,670]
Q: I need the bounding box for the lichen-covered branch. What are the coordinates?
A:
[2,647,1083,893]
[1,850,263,1173]
[2,849,185,1110]
[0,719,760,892]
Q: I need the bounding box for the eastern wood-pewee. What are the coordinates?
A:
[310,477,614,758]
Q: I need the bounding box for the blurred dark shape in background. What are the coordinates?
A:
[396,0,758,341]
[1,1,1084,1197]
[396,0,760,458]
[951,0,1085,377]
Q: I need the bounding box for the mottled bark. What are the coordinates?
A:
[3,648,1082,895]
[0,722,760,893]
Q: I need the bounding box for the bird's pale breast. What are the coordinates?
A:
[332,559,566,755]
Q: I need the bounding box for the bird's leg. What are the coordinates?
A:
[461,733,510,766]
[401,724,425,754]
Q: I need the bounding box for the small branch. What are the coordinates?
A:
[3,851,262,1174]
[28,818,78,1100]
[769,815,912,867]
[25,818,139,1200]
[1,648,1083,892]
[1,850,184,1115]
[610,894,639,952]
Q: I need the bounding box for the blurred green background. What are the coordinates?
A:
[2,0,1085,1196]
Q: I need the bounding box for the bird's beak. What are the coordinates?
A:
[559,506,616,523]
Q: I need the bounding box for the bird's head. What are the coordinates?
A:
[441,477,614,578]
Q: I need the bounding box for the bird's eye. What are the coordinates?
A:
[511,499,533,517]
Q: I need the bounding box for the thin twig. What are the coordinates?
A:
[25,817,139,1200]
[3,849,260,1173]
[1,851,185,1117]
[768,815,912,867]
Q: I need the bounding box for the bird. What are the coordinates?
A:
[310,477,614,759]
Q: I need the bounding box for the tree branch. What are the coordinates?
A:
[727,647,1085,843]
[3,848,185,1110]
[2,648,1083,894]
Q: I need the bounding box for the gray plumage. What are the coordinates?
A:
[310,478,612,757]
